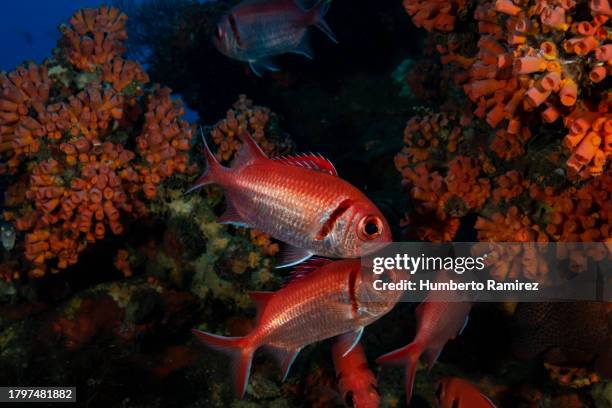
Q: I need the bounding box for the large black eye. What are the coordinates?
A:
[358,216,383,241]
[365,220,379,235]
[344,391,354,407]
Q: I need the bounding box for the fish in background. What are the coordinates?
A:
[376,271,472,404]
[435,377,497,408]
[332,340,380,408]
[188,130,392,267]
[513,302,611,377]
[192,258,405,398]
[213,0,338,76]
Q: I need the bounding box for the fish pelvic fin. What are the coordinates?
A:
[192,329,255,398]
[232,129,268,169]
[310,0,337,44]
[376,341,422,405]
[186,128,225,194]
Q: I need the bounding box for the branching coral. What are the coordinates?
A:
[0,6,193,278]
[59,6,128,72]
[395,110,490,241]
[563,102,611,178]
[136,85,193,199]
[530,174,612,242]
[403,0,470,32]
[408,0,612,176]
[398,0,611,285]
[0,63,51,172]
[210,94,293,163]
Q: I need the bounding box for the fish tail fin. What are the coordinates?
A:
[186,128,225,194]
[192,329,255,398]
[376,342,422,404]
[311,0,337,44]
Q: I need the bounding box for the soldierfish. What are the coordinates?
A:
[192,258,404,398]
[376,272,472,404]
[332,340,381,408]
[213,0,337,76]
[435,377,497,408]
[188,130,392,267]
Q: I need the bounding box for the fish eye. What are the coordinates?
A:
[344,391,354,407]
[357,215,383,241]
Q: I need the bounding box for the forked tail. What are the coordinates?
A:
[192,329,255,398]
[376,342,422,404]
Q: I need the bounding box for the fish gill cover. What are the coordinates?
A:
[0,1,609,407]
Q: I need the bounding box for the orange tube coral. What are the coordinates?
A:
[60,6,127,72]
[1,7,195,277]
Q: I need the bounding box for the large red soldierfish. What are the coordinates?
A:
[435,377,497,408]
[332,340,381,408]
[213,0,337,76]
[192,258,404,398]
[376,273,472,405]
[188,130,392,267]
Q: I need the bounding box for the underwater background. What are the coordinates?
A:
[0,0,610,407]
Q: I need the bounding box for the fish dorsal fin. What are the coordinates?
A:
[336,327,364,357]
[231,130,268,169]
[272,153,338,176]
[249,291,273,322]
[283,257,333,286]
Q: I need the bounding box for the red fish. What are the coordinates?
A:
[435,377,497,408]
[332,341,381,408]
[189,130,392,267]
[376,276,472,404]
[213,0,337,76]
[192,258,403,398]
